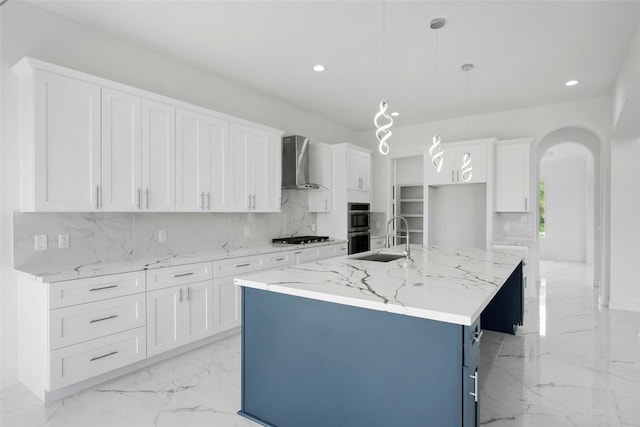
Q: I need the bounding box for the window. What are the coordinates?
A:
[539,178,546,237]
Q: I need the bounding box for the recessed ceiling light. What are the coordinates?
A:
[565,80,579,86]
[391,112,399,117]
[312,64,325,72]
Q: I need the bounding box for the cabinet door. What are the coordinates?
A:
[141,99,175,212]
[308,191,331,212]
[227,124,252,212]
[496,143,530,212]
[176,110,228,212]
[425,146,456,186]
[101,88,142,211]
[147,286,182,356]
[308,143,332,212]
[33,70,101,211]
[455,144,487,184]
[213,276,241,334]
[183,281,213,344]
[358,152,371,191]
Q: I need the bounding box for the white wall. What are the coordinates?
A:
[0,1,358,387]
[539,153,591,262]
[610,138,640,312]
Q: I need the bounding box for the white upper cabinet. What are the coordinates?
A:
[228,123,281,212]
[308,142,332,212]
[17,67,101,212]
[346,148,371,191]
[13,57,283,213]
[101,88,142,211]
[175,109,228,211]
[424,142,487,186]
[141,99,176,212]
[102,91,175,211]
[495,140,531,212]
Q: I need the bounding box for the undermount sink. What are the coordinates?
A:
[352,253,407,262]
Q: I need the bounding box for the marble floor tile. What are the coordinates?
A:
[2,261,638,426]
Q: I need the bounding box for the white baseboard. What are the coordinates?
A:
[609,300,640,312]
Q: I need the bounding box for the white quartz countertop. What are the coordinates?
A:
[15,240,348,283]
[235,244,524,326]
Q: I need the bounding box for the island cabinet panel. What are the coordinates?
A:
[481,262,524,334]
[240,288,472,427]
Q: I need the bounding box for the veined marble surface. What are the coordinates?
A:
[14,240,347,283]
[236,244,524,325]
[3,261,638,427]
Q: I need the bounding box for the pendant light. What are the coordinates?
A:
[460,63,474,182]
[374,1,393,155]
[428,17,445,172]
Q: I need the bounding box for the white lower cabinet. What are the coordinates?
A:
[146,262,214,357]
[213,276,241,334]
[292,243,348,265]
[50,327,146,390]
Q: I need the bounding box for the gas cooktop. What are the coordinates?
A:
[272,236,330,245]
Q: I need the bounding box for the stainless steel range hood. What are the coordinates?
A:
[282,135,322,190]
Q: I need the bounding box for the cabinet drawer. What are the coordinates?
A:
[146,261,212,291]
[49,326,146,390]
[49,271,145,309]
[264,252,292,269]
[213,255,266,278]
[50,293,146,350]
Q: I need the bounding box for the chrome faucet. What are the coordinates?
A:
[385,216,411,259]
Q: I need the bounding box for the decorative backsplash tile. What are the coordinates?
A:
[14,190,316,268]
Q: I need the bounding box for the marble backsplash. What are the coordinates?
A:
[492,212,535,242]
[13,190,316,268]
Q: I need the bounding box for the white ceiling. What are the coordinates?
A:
[28,0,640,132]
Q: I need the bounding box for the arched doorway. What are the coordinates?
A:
[534,127,604,304]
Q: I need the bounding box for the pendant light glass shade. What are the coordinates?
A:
[429,134,444,172]
[461,151,473,182]
[374,100,393,155]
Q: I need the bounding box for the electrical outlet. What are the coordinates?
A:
[58,234,70,249]
[158,229,167,242]
[244,226,250,237]
[34,235,47,251]
[310,224,317,232]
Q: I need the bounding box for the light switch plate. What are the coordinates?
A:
[58,234,70,249]
[158,229,167,242]
[244,226,250,237]
[35,235,47,251]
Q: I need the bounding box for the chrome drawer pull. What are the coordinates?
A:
[89,284,118,292]
[235,263,251,268]
[174,272,194,278]
[90,350,118,362]
[275,257,285,261]
[89,314,118,324]
[469,370,478,402]
[186,287,190,302]
[473,330,483,343]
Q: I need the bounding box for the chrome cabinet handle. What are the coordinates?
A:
[473,330,483,343]
[236,263,250,268]
[252,194,256,209]
[96,186,100,210]
[248,194,251,209]
[525,197,528,211]
[274,257,285,261]
[451,170,454,183]
[137,188,141,209]
[325,199,328,210]
[186,287,190,302]
[469,370,478,402]
[201,192,205,210]
[145,188,149,209]
[174,272,194,278]
[207,192,211,210]
[89,314,118,324]
[90,350,118,362]
[179,288,183,303]
[89,284,117,292]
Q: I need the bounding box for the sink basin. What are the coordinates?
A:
[352,253,407,262]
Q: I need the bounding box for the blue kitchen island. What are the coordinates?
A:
[234,244,524,427]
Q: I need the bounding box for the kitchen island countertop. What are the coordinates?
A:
[236,244,523,326]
